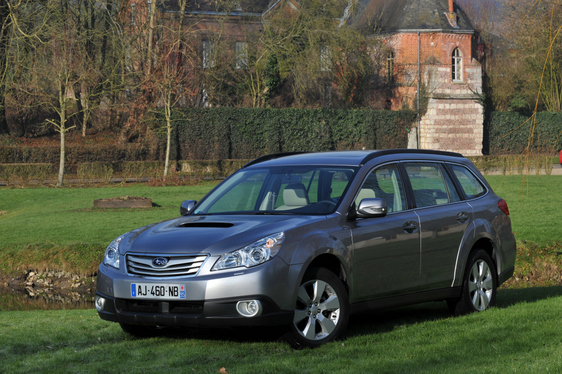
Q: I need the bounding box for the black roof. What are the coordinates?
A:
[346,0,475,34]
[245,149,464,168]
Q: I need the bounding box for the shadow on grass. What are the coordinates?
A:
[344,285,562,340]
[114,286,562,346]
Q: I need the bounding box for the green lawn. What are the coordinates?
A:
[485,175,561,245]
[1,286,561,373]
[1,177,562,372]
[0,175,560,274]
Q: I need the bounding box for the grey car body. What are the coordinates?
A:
[96,150,516,347]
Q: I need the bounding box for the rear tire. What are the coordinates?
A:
[284,267,349,349]
[448,249,497,316]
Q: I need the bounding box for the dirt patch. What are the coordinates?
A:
[93,196,152,209]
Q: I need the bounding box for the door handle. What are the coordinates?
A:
[403,221,418,233]
[457,212,470,224]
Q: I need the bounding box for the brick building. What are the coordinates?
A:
[124,0,485,155]
[349,0,484,155]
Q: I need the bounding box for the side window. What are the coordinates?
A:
[404,163,459,208]
[356,164,406,213]
[450,164,486,199]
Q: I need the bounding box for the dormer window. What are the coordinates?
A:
[452,48,462,82]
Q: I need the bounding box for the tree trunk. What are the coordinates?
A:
[0,0,10,134]
[146,0,157,75]
[164,98,172,178]
[57,120,65,187]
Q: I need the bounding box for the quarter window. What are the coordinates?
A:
[450,164,486,199]
[405,163,460,208]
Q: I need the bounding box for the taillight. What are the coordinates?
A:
[498,199,510,216]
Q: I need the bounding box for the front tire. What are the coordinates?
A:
[284,267,349,349]
[448,249,497,316]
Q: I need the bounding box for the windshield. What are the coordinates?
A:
[193,166,358,215]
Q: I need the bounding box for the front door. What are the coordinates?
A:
[349,163,421,301]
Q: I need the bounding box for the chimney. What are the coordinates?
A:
[446,0,458,28]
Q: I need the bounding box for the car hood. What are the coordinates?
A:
[120,214,326,256]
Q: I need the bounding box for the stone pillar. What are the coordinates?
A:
[419,58,484,156]
[420,97,483,156]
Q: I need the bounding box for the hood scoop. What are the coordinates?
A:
[177,222,234,228]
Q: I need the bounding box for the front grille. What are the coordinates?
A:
[126,253,208,278]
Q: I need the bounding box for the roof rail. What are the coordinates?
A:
[360,149,463,165]
[242,152,308,168]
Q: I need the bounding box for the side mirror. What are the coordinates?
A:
[357,198,388,218]
[180,200,197,216]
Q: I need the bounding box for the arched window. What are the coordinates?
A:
[386,51,394,83]
[452,48,462,82]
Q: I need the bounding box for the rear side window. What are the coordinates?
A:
[450,164,486,199]
[404,163,460,208]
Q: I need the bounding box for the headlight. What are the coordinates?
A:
[212,232,285,271]
[103,237,122,269]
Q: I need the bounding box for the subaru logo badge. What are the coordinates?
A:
[152,257,168,267]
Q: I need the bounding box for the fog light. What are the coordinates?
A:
[95,295,105,312]
[236,300,262,318]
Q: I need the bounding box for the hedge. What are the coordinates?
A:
[486,112,562,155]
[0,143,154,165]
[163,108,414,160]
[2,109,561,166]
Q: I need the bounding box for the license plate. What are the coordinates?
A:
[131,283,186,299]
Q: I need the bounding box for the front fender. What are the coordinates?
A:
[286,226,352,306]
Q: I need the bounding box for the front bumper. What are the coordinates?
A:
[95,256,299,328]
[96,292,293,327]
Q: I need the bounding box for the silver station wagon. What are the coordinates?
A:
[95,150,516,348]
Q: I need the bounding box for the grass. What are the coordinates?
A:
[0,176,561,372]
[0,182,217,275]
[1,286,562,373]
[0,175,561,276]
[485,175,561,245]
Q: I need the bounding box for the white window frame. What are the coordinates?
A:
[202,40,215,69]
[320,45,331,72]
[386,51,394,83]
[130,3,136,25]
[452,48,463,82]
[235,42,248,70]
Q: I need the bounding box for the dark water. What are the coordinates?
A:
[0,285,95,311]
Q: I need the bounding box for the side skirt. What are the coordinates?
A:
[350,287,462,315]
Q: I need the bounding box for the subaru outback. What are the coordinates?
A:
[95,150,516,348]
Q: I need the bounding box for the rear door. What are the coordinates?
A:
[402,162,471,290]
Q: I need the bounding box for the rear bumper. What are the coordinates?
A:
[498,266,515,286]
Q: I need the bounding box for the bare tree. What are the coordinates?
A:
[151,0,199,177]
